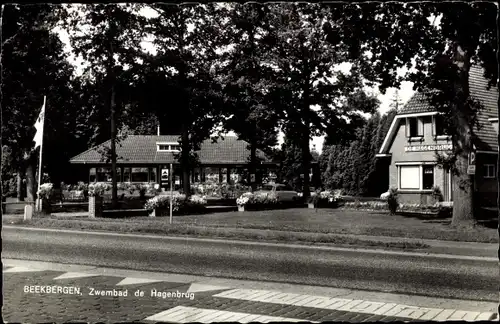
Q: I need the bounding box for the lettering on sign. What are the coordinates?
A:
[404,144,453,152]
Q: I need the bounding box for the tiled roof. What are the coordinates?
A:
[70,135,270,165]
[398,65,498,151]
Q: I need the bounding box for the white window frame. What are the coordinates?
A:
[406,117,424,139]
[484,164,496,179]
[396,162,435,191]
[157,142,181,152]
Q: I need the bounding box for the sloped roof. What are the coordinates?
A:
[380,65,498,152]
[70,135,270,165]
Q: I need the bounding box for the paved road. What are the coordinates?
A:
[2,227,497,303]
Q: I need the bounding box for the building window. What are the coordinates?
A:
[399,165,420,189]
[96,167,112,182]
[131,168,148,182]
[157,143,181,152]
[150,168,157,183]
[406,118,423,138]
[484,164,496,179]
[422,165,434,189]
[123,168,131,182]
[398,164,435,190]
[89,168,96,183]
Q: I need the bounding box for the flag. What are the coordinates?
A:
[33,99,46,149]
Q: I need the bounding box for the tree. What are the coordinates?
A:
[144,3,230,196]
[263,3,378,199]
[2,4,76,200]
[326,2,498,226]
[67,3,147,205]
[222,3,280,191]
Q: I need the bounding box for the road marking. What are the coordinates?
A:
[213,288,495,321]
[433,309,456,321]
[116,277,163,286]
[186,283,229,293]
[476,312,496,321]
[53,272,99,280]
[3,266,46,273]
[143,306,318,323]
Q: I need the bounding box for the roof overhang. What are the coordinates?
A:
[378,112,439,154]
[375,154,392,158]
[488,118,498,122]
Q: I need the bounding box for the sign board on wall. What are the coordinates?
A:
[467,149,476,175]
[467,165,476,175]
[250,174,256,183]
[404,144,453,152]
[161,169,169,181]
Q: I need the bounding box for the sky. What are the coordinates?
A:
[54,5,417,154]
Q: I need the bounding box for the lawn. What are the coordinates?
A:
[174,208,498,243]
[3,207,497,243]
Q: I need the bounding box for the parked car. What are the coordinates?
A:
[256,183,299,202]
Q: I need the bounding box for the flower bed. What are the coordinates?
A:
[307,190,342,208]
[342,200,452,217]
[237,191,281,211]
[192,182,251,199]
[144,193,207,216]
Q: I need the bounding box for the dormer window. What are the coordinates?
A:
[406,117,423,138]
[157,142,181,152]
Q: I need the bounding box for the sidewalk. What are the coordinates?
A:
[3,259,497,322]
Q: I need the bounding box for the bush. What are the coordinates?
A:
[37,183,53,200]
[431,186,444,202]
[144,193,206,214]
[236,191,279,208]
[387,188,399,215]
[88,182,111,197]
[2,175,17,198]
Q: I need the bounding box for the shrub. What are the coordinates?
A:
[88,182,111,197]
[236,192,254,206]
[37,183,53,200]
[431,186,444,202]
[144,193,206,213]
[387,188,399,215]
[2,175,17,198]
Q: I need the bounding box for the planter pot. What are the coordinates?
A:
[238,205,245,212]
[88,196,103,218]
[308,203,316,209]
[148,209,156,217]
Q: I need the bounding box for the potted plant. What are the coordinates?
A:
[236,192,253,212]
[37,183,53,215]
[431,186,444,205]
[307,192,319,209]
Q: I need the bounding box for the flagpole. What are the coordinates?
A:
[36,96,46,211]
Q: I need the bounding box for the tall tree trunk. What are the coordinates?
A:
[16,169,24,202]
[250,121,257,192]
[181,124,190,196]
[110,85,117,207]
[26,160,36,202]
[450,52,475,226]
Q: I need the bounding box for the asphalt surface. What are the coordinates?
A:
[2,227,497,302]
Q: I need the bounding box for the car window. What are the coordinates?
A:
[275,186,282,191]
[284,185,294,191]
[262,185,274,191]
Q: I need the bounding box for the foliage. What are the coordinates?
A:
[321,109,396,196]
[236,191,279,206]
[191,182,251,199]
[88,182,111,197]
[37,183,54,200]
[387,188,399,215]
[143,193,206,212]
[431,186,444,202]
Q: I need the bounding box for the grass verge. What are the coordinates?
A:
[4,216,429,251]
